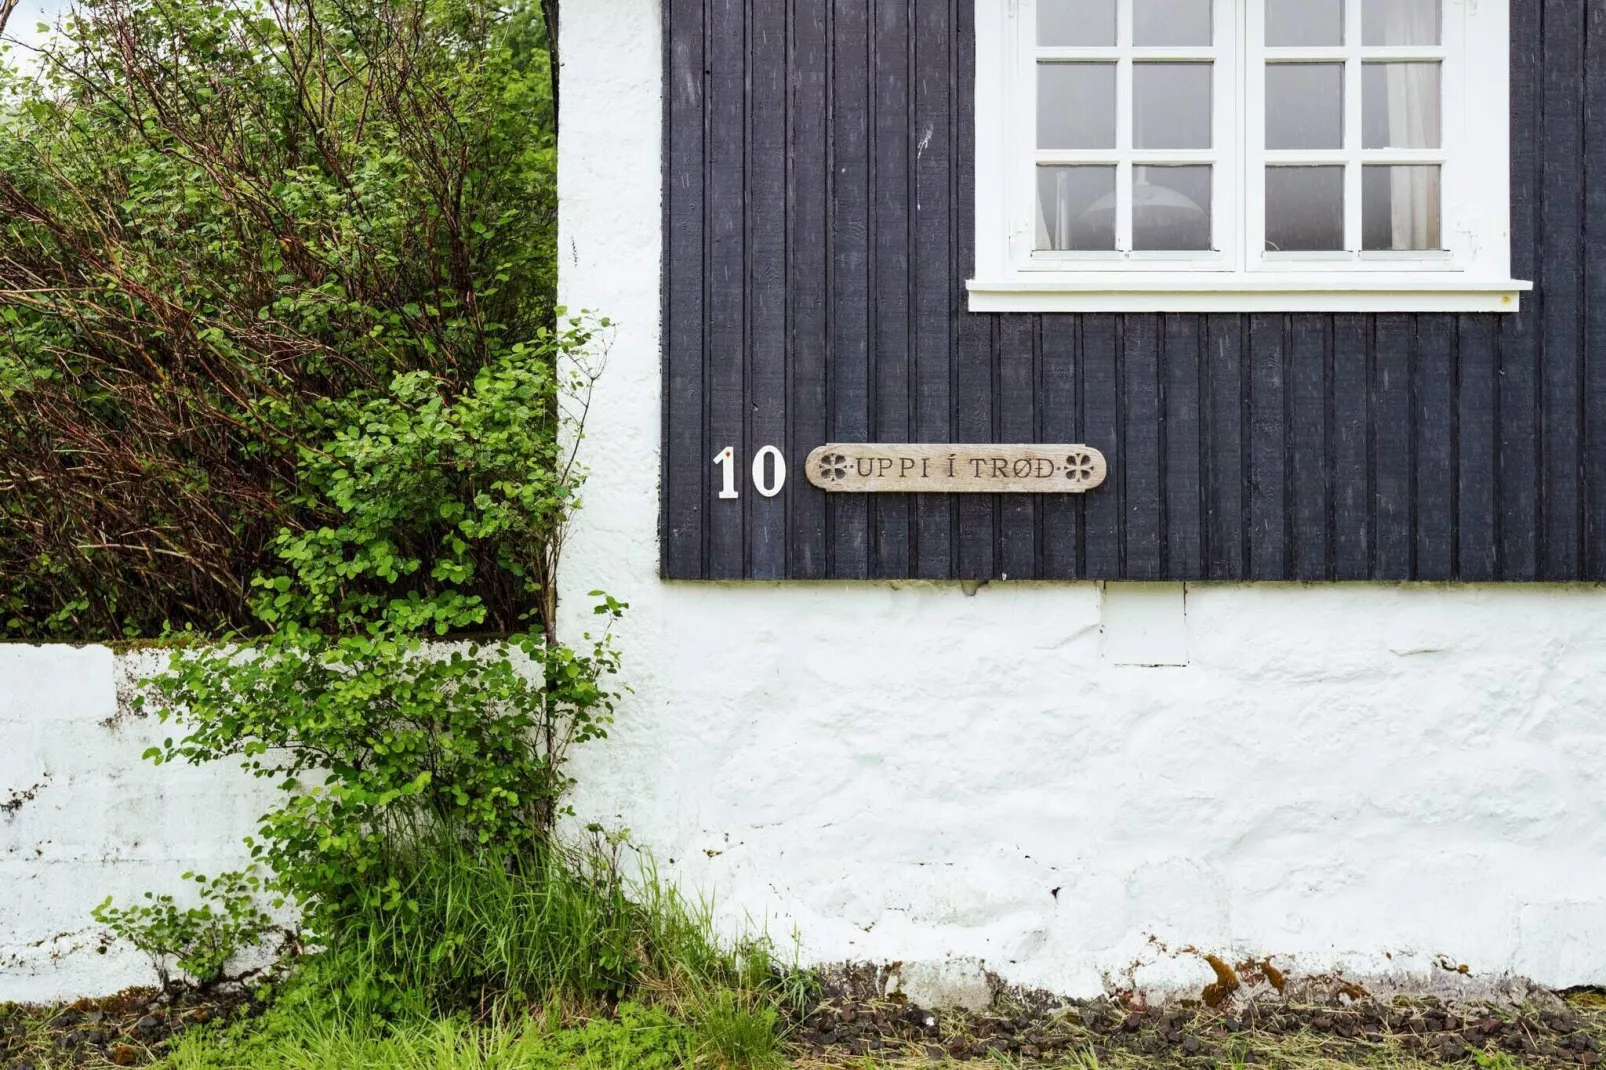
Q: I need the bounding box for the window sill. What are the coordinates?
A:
[966,276,1533,314]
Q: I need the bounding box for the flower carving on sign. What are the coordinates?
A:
[1065,450,1100,485]
[818,453,850,482]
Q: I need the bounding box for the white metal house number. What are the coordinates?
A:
[712,446,788,499]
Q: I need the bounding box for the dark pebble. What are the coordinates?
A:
[1122,1013,1143,1033]
[1182,1035,1203,1054]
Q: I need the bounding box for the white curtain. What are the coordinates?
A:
[1384,1,1441,249]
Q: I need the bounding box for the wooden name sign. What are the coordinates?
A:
[805,444,1108,494]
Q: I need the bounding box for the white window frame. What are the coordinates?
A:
[970,0,1531,313]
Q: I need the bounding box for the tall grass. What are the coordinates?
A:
[319,834,792,1023]
[269,831,799,1067]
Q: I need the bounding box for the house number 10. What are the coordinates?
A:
[713,446,787,499]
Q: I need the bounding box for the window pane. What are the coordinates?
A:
[1039,64,1117,149]
[1133,166,1212,250]
[1363,166,1441,250]
[1266,64,1343,150]
[1363,63,1441,149]
[1135,64,1213,149]
[1134,0,1211,46]
[1039,0,1116,46]
[1266,0,1343,46]
[1037,166,1117,250]
[1266,166,1345,251]
[1363,0,1439,45]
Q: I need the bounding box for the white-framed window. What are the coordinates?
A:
[969,0,1531,313]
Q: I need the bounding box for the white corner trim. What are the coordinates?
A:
[967,276,1532,313]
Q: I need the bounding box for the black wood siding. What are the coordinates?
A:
[661,0,1596,582]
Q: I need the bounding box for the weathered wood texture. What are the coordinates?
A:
[661,0,1588,581]
[804,445,1108,494]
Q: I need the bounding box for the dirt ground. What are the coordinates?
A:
[788,986,1606,1068]
[5,982,1605,1069]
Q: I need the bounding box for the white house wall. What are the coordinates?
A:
[554,0,1606,1003]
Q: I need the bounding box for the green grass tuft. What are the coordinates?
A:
[158,1001,691,1070]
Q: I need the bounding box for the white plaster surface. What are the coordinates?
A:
[0,645,276,1002]
[552,0,1606,1002]
[1102,583,1190,666]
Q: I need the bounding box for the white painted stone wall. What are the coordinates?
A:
[6,0,1606,1008]
[0,644,275,1002]
[553,0,1606,1005]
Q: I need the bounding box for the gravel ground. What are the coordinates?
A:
[786,988,1606,1068]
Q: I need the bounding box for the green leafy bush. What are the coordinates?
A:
[91,870,280,989]
[133,330,622,985]
[0,0,557,639]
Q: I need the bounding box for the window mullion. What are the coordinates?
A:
[1116,0,1134,252]
[1343,0,1363,252]
[1242,0,1261,269]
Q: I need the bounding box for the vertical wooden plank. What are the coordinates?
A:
[1041,316,1083,579]
[707,0,747,578]
[1247,315,1287,577]
[871,0,912,579]
[1203,315,1246,579]
[664,0,707,579]
[1457,314,1499,581]
[955,316,997,579]
[1123,315,1163,579]
[1414,315,1456,580]
[998,316,1037,578]
[748,0,788,579]
[788,0,830,579]
[1082,315,1122,577]
[954,4,994,579]
[1500,0,1541,580]
[1163,315,1204,580]
[1288,314,1329,580]
[1586,0,1606,580]
[912,0,953,579]
[1373,314,1413,578]
[1539,0,1584,579]
[1331,315,1370,578]
[830,0,871,578]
